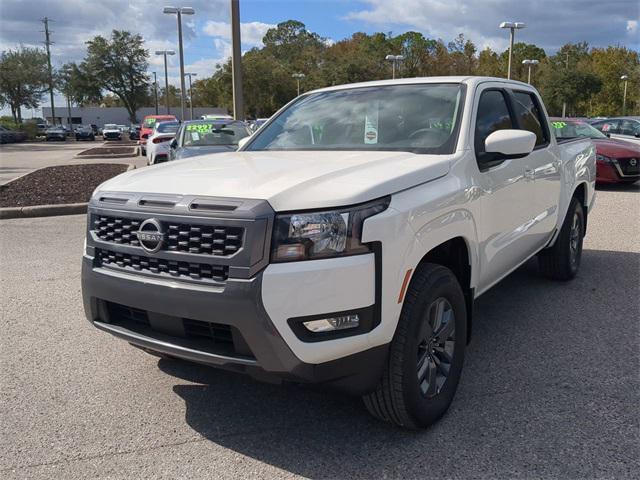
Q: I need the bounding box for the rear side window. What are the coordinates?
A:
[512,92,548,146]
[474,89,514,163]
[594,120,620,134]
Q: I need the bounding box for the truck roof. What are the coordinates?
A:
[309,76,533,95]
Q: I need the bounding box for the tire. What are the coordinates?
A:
[363,263,467,429]
[538,197,584,281]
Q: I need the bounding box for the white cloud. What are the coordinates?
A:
[203,20,276,46]
[345,0,640,52]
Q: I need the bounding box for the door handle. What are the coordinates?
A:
[524,168,535,180]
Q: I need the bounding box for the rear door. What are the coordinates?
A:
[472,84,543,292]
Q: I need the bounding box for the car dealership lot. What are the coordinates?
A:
[1,185,638,479]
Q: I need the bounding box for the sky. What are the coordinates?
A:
[1,0,638,118]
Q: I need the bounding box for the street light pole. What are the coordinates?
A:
[499,21,526,79]
[185,72,197,119]
[152,71,159,115]
[522,59,539,84]
[230,0,244,120]
[164,6,195,122]
[562,52,569,117]
[385,54,404,79]
[292,73,305,96]
[621,75,629,115]
[155,50,175,114]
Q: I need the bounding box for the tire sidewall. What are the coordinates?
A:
[566,200,585,276]
[400,268,467,427]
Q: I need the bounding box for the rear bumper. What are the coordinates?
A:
[82,254,387,394]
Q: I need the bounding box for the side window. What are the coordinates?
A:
[598,120,620,134]
[474,89,514,164]
[512,91,548,146]
[620,120,639,136]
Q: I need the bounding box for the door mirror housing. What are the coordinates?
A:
[237,136,251,150]
[170,138,178,149]
[484,129,536,158]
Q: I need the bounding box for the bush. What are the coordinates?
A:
[0,117,39,139]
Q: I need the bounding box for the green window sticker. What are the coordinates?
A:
[551,121,567,129]
[186,123,219,132]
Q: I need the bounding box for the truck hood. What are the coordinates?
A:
[96,150,453,211]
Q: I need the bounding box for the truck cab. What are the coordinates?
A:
[82,77,595,429]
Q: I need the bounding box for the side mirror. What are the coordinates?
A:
[170,138,178,149]
[485,129,536,158]
[605,133,611,138]
[237,136,250,150]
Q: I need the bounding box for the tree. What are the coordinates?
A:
[0,47,49,123]
[83,30,149,122]
[57,62,102,107]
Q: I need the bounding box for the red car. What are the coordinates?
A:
[551,118,640,184]
[139,115,177,155]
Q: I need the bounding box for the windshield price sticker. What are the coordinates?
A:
[551,121,567,129]
[186,123,221,132]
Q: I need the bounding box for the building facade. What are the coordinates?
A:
[41,106,228,127]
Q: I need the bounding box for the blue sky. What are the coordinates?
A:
[0,0,638,118]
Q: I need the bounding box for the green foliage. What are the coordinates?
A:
[0,46,49,123]
[83,30,150,122]
[57,62,102,107]
[0,116,39,139]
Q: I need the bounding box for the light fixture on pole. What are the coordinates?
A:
[621,75,629,116]
[155,50,175,114]
[499,21,526,79]
[163,6,195,121]
[522,59,539,84]
[152,71,159,115]
[184,72,197,120]
[385,54,404,79]
[292,73,305,96]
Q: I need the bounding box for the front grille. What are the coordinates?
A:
[105,301,247,358]
[93,215,244,256]
[97,248,228,282]
[618,157,640,176]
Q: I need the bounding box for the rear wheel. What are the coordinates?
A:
[538,197,584,281]
[363,263,467,429]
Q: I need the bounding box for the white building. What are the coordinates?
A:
[42,106,228,127]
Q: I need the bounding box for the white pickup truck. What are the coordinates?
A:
[82,77,595,428]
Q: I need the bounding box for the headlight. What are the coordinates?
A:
[271,197,390,262]
[596,154,614,163]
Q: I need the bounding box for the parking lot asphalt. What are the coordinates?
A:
[1,184,639,479]
[0,141,146,185]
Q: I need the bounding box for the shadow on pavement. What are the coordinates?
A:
[160,249,640,478]
[596,182,639,193]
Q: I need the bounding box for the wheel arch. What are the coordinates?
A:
[411,236,474,342]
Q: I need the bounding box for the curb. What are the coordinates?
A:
[0,202,88,219]
[0,164,136,220]
[75,148,139,159]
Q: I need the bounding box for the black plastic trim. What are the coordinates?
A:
[288,305,375,342]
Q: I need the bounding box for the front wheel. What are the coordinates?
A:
[538,197,584,281]
[363,263,467,429]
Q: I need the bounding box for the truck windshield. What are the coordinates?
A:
[247,83,465,154]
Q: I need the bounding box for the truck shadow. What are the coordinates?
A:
[160,248,639,478]
[596,182,639,193]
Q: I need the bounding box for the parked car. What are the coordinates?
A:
[102,124,122,141]
[168,119,251,161]
[37,123,49,136]
[90,124,99,136]
[75,125,96,141]
[248,118,269,132]
[139,115,178,155]
[129,125,141,140]
[590,117,640,145]
[551,118,639,184]
[45,126,67,141]
[146,121,181,165]
[82,77,595,429]
[0,125,27,143]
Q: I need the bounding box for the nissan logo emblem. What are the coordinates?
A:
[630,158,638,167]
[135,218,165,253]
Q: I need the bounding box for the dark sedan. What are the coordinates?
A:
[75,125,95,141]
[168,119,251,161]
[551,118,639,184]
[45,127,67,141]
